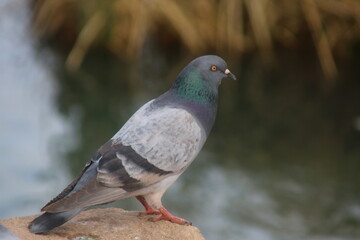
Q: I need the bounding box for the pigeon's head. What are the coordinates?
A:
[162,55,235,133]
[188,55,236,87]
[172,55,236,100]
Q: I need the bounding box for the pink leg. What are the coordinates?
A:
[150,207,192,225]
[136,196,160,216]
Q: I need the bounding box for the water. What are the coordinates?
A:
[0,0,71,218]
[1,1,360,240]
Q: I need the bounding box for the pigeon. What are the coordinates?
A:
[28,55,236,234]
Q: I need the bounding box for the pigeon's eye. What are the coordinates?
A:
[210,65,217,71]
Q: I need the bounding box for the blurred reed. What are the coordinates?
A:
[32,0,360,80]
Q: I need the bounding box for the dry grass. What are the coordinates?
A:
[32,0,360,79]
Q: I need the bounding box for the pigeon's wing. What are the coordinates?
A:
[41,157,129,212]
[96,141,172,191]
[99,100,207,188]
[41,133,147,212]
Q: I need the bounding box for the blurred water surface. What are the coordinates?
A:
[0,0,71,218]
[1,1,360,240]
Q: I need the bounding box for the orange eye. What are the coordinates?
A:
[210,65,217,71]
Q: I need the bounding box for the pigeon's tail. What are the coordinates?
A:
[28,209,82,234]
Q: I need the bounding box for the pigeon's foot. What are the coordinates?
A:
[150,207,192,225]
[136,196,161,216]
[139,209,160,216]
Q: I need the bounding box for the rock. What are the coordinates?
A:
[0,208,205,240]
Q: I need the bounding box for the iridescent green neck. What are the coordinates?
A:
[152,66,219,135]
[171,68,217,105]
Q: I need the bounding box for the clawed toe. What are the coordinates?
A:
[149,215,192,225]
[138,210,161,217]
[136,196,191,225]
[148,207,192,225]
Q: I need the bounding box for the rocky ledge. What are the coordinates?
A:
[0,208,205,240]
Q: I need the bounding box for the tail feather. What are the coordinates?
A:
[28,209,82,234]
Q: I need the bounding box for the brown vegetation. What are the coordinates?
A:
[32,0,360,78]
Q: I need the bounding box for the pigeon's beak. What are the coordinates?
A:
[225,69,236,80]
